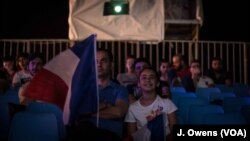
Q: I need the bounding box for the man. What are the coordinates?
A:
[74,49,128,141]
[19,53,44,104]
[182,60,214,92]
[168,54,191,86]
[204,57,232,86]
[95,49,128,135]
[126,57,151,103]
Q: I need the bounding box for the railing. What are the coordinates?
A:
[1,39,249,84]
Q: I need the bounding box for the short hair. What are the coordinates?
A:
[211,57,222,62]
[28,53,45,64]
[160,58,169,65]
[190,59,200,66]
[133,57,151,68]
[172,54,183,60]
[138,66,159,82]
[97,48,113,62]
[16,52,29,60]
[126,54,136,60]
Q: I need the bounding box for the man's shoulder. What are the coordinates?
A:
[110,80,128,91]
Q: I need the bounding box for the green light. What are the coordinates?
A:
[103,1,129,16]
[114,5,122,13]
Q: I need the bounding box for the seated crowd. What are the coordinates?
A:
[0,50,245,141]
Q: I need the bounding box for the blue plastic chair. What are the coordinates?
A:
[195,87,221,103]
[171,92,196,107]
[26,101,66,140]
[8,112,59,141]
[170,86,186,93]
[223,97,250,113]
[210,92,236,101]
[188,104,224,124]
[177,97,207,124]
[240,105,250,124]
[203,113,247,125]
[0,90,19,140]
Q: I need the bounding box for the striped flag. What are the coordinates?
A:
[23,34,98,125]
[132,114,166,141]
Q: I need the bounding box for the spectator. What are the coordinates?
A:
[126,57,151,104]
[12,53,32,88]
[117,55,137,87]
[74,49,128,141]
[18,53,45,105]
[158,59,171,98]
[125,67,177,141]
[182,60,214,92]
[204,57,232,86]
[1,56,16,85]
[168,54,191,87]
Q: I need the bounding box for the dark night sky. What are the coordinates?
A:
[0,0,249,42]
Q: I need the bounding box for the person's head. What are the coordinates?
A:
[125,54,136,73]
[138,67,159,93]
[134,57,150,77]
[0,70,8,93]
[28,53,44,76]
[96,49,113,79]
[159,59,170,75]
[211,57,222,72]
[189,60,201,76]
[16,53,29,70]
[3,56,15,72]
[172,54,184,70]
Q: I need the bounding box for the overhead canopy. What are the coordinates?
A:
[68,0,165,41]
[68,0,204,41]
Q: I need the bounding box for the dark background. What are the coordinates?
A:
[0,0,249,42]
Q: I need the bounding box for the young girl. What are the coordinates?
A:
[158,59,171,98]
[116,55,137,87]
[125,67,177,141]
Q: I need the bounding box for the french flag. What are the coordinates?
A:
[132,114,166,141]
[23,34,98,125]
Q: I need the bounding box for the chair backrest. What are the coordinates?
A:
[0,91,19,140]
[210,92,236,101]
[223,97,250,113]
[188,104,224,124]
[170,86,186,93]
[196,87,221,103]
[26,101,66,140]
[171,92,196,107]
[8,112,59,141]
[240,105,250,124]
[203,113,247,125]
[177,97,207,124]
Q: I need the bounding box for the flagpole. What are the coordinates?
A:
[94,34,99,127]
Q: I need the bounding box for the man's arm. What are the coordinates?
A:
[96,99,128,119]
[167,111,177,141]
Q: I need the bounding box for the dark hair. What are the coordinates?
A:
[126,54,136,59]
[211,57,222,62]
[138,67,159,82]
[3,56,14,62]
[133,57,151,68]
[28,53,45,64]
[97,48,113,62]
[190,59,200,66]
[16,52,29,60]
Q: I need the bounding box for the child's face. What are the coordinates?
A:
[160,62,169,74]
[138,69,158,92]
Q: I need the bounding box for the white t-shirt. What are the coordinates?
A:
[125,95,177,135]
[12,70,32,87]
[117,73,137,87]
[197,76,214,88]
